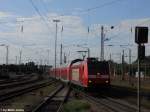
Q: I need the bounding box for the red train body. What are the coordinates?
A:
[49,58,110,88]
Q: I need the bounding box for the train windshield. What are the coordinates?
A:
[88,61,109,75]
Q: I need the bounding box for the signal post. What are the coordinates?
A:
[135,26,148,112]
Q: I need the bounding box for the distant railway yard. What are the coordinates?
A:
[0,66,150,112]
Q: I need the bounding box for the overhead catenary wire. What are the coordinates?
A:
[81,0,150,44]
[90,18,150,43]
[40,1,65,20]
[109,19,150,40]
[85,0,122,12]
[28,0,52,30]
[38,0,53,21]
[74,0,123,16]
[39,0,49,13]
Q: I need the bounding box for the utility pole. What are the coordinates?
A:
[60,26,63,65]
[6,46,9,65]
[144,63,146,79]
[60,44,63,65]
[47,49,50,65]
[15,56,18,65]
[101,26,104,61]
[19,50,22,65]
[53,19,60,77]
[87,48,90,58]
[129,49,132,83]
[64,53,67,63]
[122,50,125,80]
[110,53,112,61]
[100,26,114,61]
[129,49,131,66]
[19,50,22,73]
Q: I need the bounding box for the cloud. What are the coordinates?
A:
[0,11,11,18]
[0,12,89,65]
[0,10,150,64]
[87,18,150,62]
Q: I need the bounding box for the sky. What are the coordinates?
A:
[0,0,150,65]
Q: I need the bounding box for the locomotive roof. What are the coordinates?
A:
[52,57,108,69]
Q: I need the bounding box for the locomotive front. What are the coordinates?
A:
[87,58,110,88]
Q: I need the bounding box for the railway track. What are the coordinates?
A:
[0,78,26,85]
[0,79,56,102]
[32,85,71,112]
[0,75,36,85]
[110,85,150,100]
[73,88,149,112]
[99,95,150,112]
[0,77,39,90]
[0,78,42,96]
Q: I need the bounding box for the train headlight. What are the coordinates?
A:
[105,80,109,83]
[89,80,92,83]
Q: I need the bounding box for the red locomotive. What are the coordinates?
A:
[49,58,110,88]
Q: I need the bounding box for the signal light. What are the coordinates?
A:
[135,27,148,44]
[138,45,145,60]
[88,80,92,83]
[105,80,109,83]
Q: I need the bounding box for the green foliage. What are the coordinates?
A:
[110,57,150,76]
[63,100,90,112]
[0,62,51,78]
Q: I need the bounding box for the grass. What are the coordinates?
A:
[63,100,91,112]
[111,76,150,91]
[125,96,150,109]
[111,76,150,109]
[1,83,59,110]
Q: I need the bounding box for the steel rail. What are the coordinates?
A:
[0,78,39,90]
[57,86,71,112]
[72,88,138,112]
[0,80,57,102]
[0,75,36,84]
[32,85,71,112]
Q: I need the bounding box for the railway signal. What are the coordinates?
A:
[135,27,148,44]
[135,26,148,112]
[138,45,145,59]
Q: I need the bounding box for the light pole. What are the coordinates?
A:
[53,19,60,77]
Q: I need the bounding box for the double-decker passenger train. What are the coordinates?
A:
[49,58,110,88]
